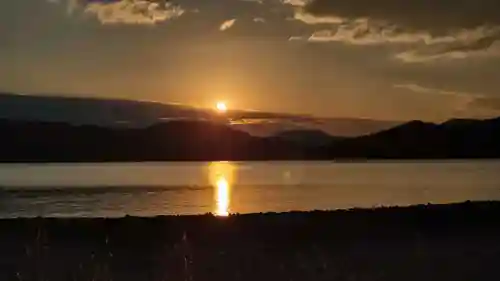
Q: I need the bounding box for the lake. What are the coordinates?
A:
[0,161,499,218]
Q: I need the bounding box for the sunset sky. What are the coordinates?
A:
[2,0,500,121]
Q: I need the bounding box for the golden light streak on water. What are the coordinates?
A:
[208,162,235,216]
[215,176,229,216]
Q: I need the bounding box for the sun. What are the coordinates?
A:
[216,101,227,112]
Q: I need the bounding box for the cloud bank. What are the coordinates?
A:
[290,0,500,62]
[394,83,500,115]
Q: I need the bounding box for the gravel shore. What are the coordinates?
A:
[1,201,500,281]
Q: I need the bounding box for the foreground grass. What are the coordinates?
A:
[1,201,500,281]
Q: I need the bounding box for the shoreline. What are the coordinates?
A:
[1,201,499,280]
[0,200,500,220]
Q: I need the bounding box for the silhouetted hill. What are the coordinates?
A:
[0,119,309,162]
[0,114,499,162]
[274,129,343,147]
[328,117,500,158]
[230,117,399,137]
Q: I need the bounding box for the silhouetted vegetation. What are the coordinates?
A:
[0,201,499,281]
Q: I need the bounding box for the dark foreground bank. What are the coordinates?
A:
[1,202,500,281]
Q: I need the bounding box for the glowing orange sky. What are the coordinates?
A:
[1,0,500,121]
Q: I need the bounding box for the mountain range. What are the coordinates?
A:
[327,118,500,158]
[0,92,499,161]
[0,116,499,162]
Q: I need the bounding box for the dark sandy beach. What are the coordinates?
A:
[1,201,500,281]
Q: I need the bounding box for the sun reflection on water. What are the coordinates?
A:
[208,162,235,216]
[215,176,229,216]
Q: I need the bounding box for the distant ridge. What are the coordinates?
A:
[328,117,500,158]
[274,129,343,147]
[0,116,499,162]
[0,119,305,162]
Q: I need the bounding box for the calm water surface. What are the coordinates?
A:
[0,161,499,218]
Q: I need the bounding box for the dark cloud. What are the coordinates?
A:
[303,0,500,33]
[291,0,500,62]
[396,33,500,62]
